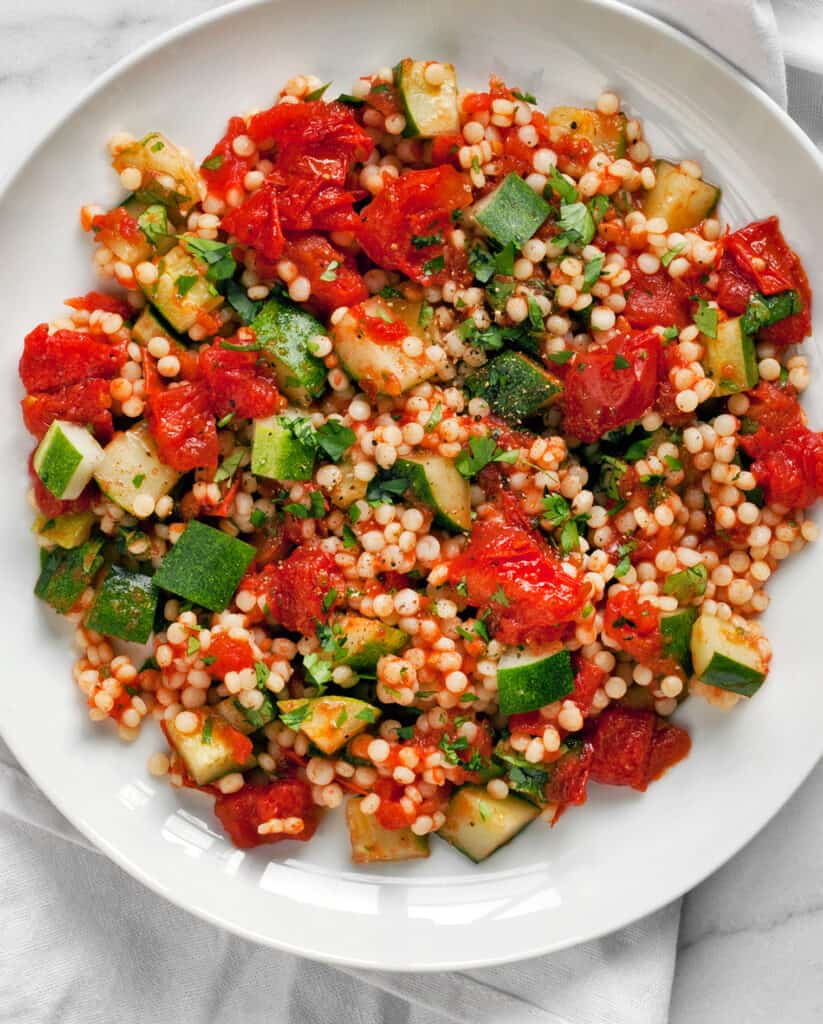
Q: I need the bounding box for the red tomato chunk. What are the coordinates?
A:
[284,235,368,314]
[589,706,656,791]
[199,340,283,420]
[254,545,345,634]
[21,378,114,442]
[19,324,125,393]
[562,329,661,443]
[147,379,219,472]
[646,722,691,783]
[214,779,318,849]
[448,515,587,646]
[623,263,691,329]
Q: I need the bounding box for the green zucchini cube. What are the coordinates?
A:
[86,565,159,643]
[690,612,767,697]
[251,297,327,405]
[394,58,460,138]
[496,646,574,716]
[466,351,563,422]
[33,420,105,500]
[471,172,551,248]
[153,520,255,612]
[251,416,316,481]
[35,537,104,613]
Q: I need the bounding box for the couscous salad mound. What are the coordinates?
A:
[21,62,820,862]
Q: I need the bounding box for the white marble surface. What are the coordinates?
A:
[2,1,823,1019]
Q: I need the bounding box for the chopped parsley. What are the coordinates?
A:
[303,653,333,691]
[613,354,631,370]
[254,662,270,689]
[544,165,578,205]
[319,259,340,282]
[664,455,683,471]
[661,243,684,268]
[250,508,267,528]
[225,279,263,324]
[661,325,679,341]
[582,254,604,292]
[553,201,595,247]
[217,412,235,428]
[490,585,510,606]
[494,242,516,277]
[342,524,358,548]
[186,635,200,656]
[614,539,637,578]
[321,588,338,614]
[455,435,518,477]
[542,492,589,554]
[366,472,409,504]
[547,349,575,365]
[305,81,331,101]
[202,154,224,171]
[213,447,246,483]
[418,301,434,328]
[424,403,443,433]
[175,275,197,297]
[526,294,544,331]
[284,491,326,519]
[279,703,313,730]
[181,235,236,284]
[132,473,145,488]
[468,244,496,283]
[439,734,469,765]
[423,254,445,276]
[478,800,491,822]
[137,204,168,246]
[315,421,356,462]
[693,297,718,339]
[355,706,378,723]
[512,89,537,103]
[411,232,444,249]
[624,435,654,462]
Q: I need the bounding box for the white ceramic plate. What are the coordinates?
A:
[1,0,821,971]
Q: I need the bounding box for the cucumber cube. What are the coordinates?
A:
[703,317,758,397]
[333,614,408,671]
[497,647,574,716]
[395,454,472,533]
[466,351,563,422]
[394,58,460,138]
[33,511,95,549]
[153,520,255,612]
[346,796,429,864]
[217,695,277,735]
[471,172,550,248]
[33,420,105,500]
[86,565,159,643]
[251,416,316,481]
[35,538,104,613]
[690,612,767,697]
[439,785,539,862]
[251,297,327,405]
[94,424,180,516]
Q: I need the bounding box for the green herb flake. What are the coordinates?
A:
[181,235,237,284]
[280,703,312,730]
[137,204,169,246]
[490,584,510,606]
[342,524,358,549]
[132,473,146,488]
[303,653,333,690]
[315,421,356,462]
[455,435,517,478]
[423,254,445,277]
[478,800,491,822]
[186,635,200,656]
[356,706,378,723]
[319,259,340,282]
[254,662,269,689]
[200,718,213,745]
[664,455,683,471]
[334,708,348,728]
[693,298,718,339]
[175,274,198,297]
[305,81,331,101]
[424,403,443,433]
[250,508,267,528]
[526,294,544,331]
[545,166,579,205]
[225,279,262,325]
[661,244,684,268]
[322,588,338,614]
[661,325,679,341]
[411,232,444,249]
[494,242,516,277]
[582,254,604,292]
[554,201,595,247]
[202,154,224,171]
[216,412,235,429]
[213,447,245,484]
[547,349,574,365]
[613,354,631,370]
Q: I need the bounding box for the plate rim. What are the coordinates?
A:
[2,0,822,970]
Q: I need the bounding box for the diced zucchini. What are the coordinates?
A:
[97,209,152,264]
[394,59,460,138]
[153,520,255,612]
[33,420,105,501]
[439,785,539,863]
[690,612,767,697]
[251,297,327,405]
[662,564,708,603]
[660,607,697,673]
[703,316,757,397]
[86,565,159,643]
[131,306,179,346]
[112,131,202,213]
[641,160,721,232]
[330,460,368,509]
[35,537,104,613]
[395,454,471,533]
[33,512,95,549]
[216,695,277,735]
[346,796,430,863]
[94,424,180,516]
[471,172,551,248]
[140,244,223,333]
[333,614,408,671]
[740,290,803,336]
[466,351,563,422]
[251,415,316,481]
[497,647,574,716]
[277,696,380,755]
[165,709,254,786]
[548,106,627,168]
[332,297,436,395]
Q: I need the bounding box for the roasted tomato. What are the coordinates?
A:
[646,721,691,783]
[201,115,256,199]
[261,544,345,634]
[214,779,318,849]
[569,658,607,714]
[199,339,283,420]
[562,329,661,442]
[603,587,666,672]
[448,515,587,646]
[146,379,219,472]
[623,262,692,329]
[21,378,114,442]
[19,324,125,393]
[221,182,284,261]
[358,165,473,285]
[588,706,656,790]
[283,234,368,313]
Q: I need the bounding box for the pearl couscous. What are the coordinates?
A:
[21,60,820,863]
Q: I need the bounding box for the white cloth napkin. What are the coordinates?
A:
[0,2,818,1022]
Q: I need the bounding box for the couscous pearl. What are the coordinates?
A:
[289,276,311,302]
